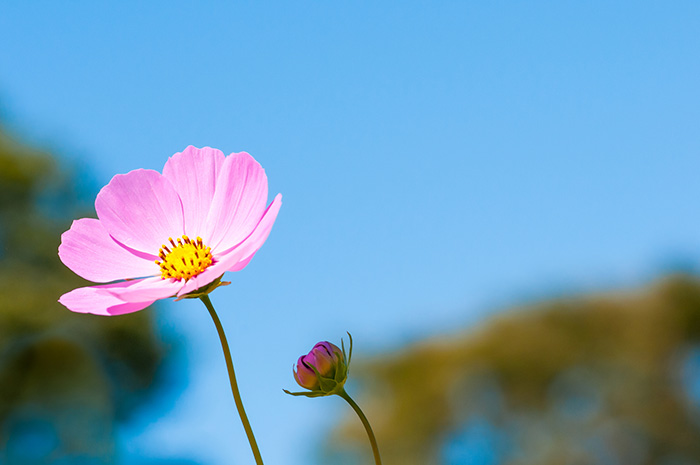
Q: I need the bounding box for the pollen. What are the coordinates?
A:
[155,235,213,281]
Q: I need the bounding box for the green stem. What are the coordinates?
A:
[339,389,382,465]
[200,295,264,465]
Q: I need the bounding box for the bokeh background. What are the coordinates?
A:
[1,2,700,464]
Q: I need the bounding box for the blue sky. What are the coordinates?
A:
[2,1,700,464]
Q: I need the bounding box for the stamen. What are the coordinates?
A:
[156,235,213,282]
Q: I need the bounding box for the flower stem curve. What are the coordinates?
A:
[200,295,264,465]
[338,389,382,465]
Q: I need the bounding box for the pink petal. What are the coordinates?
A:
[58,280,156,316]
[105,276,183,303]
[177,193,282,296]
[228,254,254,272]
[162,146,225,238]
[203,152,269,252]
[95,169,185,255]
[58,218,159,283]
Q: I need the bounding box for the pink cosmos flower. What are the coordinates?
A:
[58,146,282,316]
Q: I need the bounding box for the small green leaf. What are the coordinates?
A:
[175,275,230,301]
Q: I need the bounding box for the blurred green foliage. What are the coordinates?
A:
[327,276,700,465]
[0,129,164,464]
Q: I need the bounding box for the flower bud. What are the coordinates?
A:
[294,342,342,389]
[286,334,353,398]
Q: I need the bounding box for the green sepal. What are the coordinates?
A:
[334,366,346,385]
[283,389,328,398]
[175,275,231,301]
[337,332,352,383]
[308,363,339,393]
[346,332,353,368]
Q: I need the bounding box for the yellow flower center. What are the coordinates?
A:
[155,235,213,281]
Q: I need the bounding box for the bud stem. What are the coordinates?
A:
[338,389,382,465]
[200,295,265,465]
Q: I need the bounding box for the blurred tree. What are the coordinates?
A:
[0,128,165,464]
[326,276,700,465]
